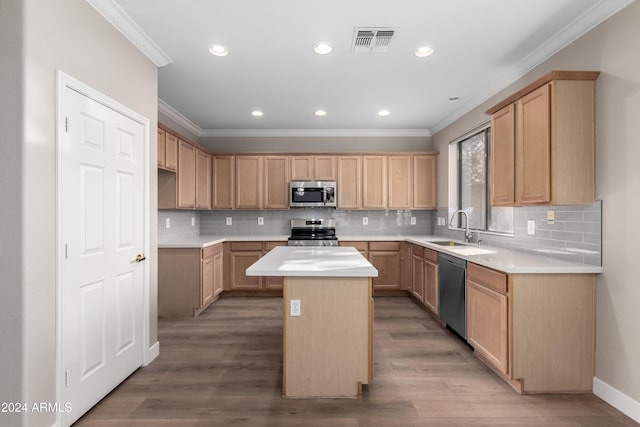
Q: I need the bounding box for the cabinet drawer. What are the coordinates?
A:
[265,241,287,251]
[341,241,369,251]
[369,241,400,251]
[424,247,438,263]
[468,263,508,295]
[202,243,222,258]
[411,244,424,258]
[230,241,264,251]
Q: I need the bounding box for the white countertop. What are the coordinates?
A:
[158,234,602,275]
[246,246,378,277]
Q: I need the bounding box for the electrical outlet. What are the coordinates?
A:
[191,217,195,227]
[410,217,416,225]
[547,210,555,225]
[226,217,232,226]
[290,299,301,317]
[258,217,264,225]
[527,220,536,235]
[362,217,368,225]
[165,218,170,229]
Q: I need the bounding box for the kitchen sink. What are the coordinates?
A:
[430,241,468,247]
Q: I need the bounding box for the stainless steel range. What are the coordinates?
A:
[288,218,339,247]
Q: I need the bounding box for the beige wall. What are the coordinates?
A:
[5,0,159,425]
[0,1,25,425]
[432,2,640,405]
[199,135,433,153]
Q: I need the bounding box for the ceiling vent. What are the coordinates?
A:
[351,27,397,53]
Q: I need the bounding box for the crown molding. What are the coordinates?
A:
[157,99,202,136]
[430,0,633,134]
[199,128,432,138]
[86,0,173,67]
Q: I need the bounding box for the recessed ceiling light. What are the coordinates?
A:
[378,110,391,117]
[415,46,434,57]
[315,110,327,116]
[448,96,461,102]
[251,110,263,117]
[313,42,333,55]
[209,44,228,57]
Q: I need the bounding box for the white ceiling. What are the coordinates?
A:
[93,0,632,137]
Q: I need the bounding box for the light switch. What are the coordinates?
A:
[191,216,196,227]
[165,218,170,229]
[527,220,536,235]
[410,217,416,225]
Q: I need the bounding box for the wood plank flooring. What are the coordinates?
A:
[76,297,638,426]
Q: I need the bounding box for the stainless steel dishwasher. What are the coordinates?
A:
[438,253,467,339]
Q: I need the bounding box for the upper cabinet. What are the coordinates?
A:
[337,156,362,209]
[388,155,413,209]
[362,156,388,209]
[290,155,337,181]
[234,156,263,209]
[195,149,212,210]
[157,128,177,172]
[177,139,196,209]
[412,154,437,209]
[212,155,234,209]
[264,156,290,209]
[487,71,598,206]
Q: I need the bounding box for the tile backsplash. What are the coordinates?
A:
[158,208,434,240]
[433,201,602,266]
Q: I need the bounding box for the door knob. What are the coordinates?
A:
[135,254,146,263]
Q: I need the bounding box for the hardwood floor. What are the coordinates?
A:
[76,297,637,426]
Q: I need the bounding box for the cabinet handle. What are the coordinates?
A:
[135,254,146,263]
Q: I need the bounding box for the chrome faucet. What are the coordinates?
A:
[449,209,473,243]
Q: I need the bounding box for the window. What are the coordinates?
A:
[450,126,514,235]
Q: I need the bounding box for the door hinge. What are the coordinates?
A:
[64,369,70,387]
[65,117,69,133]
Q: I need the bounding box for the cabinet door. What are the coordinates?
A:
[424,259,438,314]
[290,156,314,181]
[235,156,263,209]
[229,251,263,290]
[212,245,224,297]
[212,156,234,209]
[411,246,425,301]
[369,250,401,291]
[516,84,551,204]
[177,140,196,209]
[157,128,166,167]
[467,280,508,374]
[388,155,412,209]
[362,156,388,209]
[337,156,362,209]
[264,241,287,289]
[490,104,515,206]
[201,252,214,308]
[413,154,437,209]
[164,132,178,172]
[314,156,337,181]
[264,156,290,209]
[195,149,212,209]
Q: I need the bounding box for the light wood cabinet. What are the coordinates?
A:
[263,241,287,289]
[413,154,437,209]
[234,156,263,209]
[212,155,234,209]
[337,156,362,209]
[195,149,212,209]
[264,156,289,209]
[411,245,424,301]
[157,128,166,167]
[368,242,401,291]
[423,248,438,314]
[158,244,223,317]
[362,156,388,209]
[490,104,515,206]
[225,241,287,291]
[290,156,314,180]
[291,155,337,181]
[487,71,598,206]
[314,156,337,180]
[467,263,509,375]
[177,139,196,208]
[164,132,178,171]
[388,155,413,209]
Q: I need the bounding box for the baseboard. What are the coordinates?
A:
[144,341,160,366]
[593,377,640,423]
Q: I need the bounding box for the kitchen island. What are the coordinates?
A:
[246,246,378,398]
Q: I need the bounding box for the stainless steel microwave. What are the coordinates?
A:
[289,181,337,208]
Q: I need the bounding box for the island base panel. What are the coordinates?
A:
[283,276,372,398]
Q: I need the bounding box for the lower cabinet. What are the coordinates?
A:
[423,248,439,315]
[340,241,402,292]
[467,263,509,375]
[158,243,223,317]
[225,241,287,291]
[411,245,425,301]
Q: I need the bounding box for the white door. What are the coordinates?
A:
[59,86,145,425]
